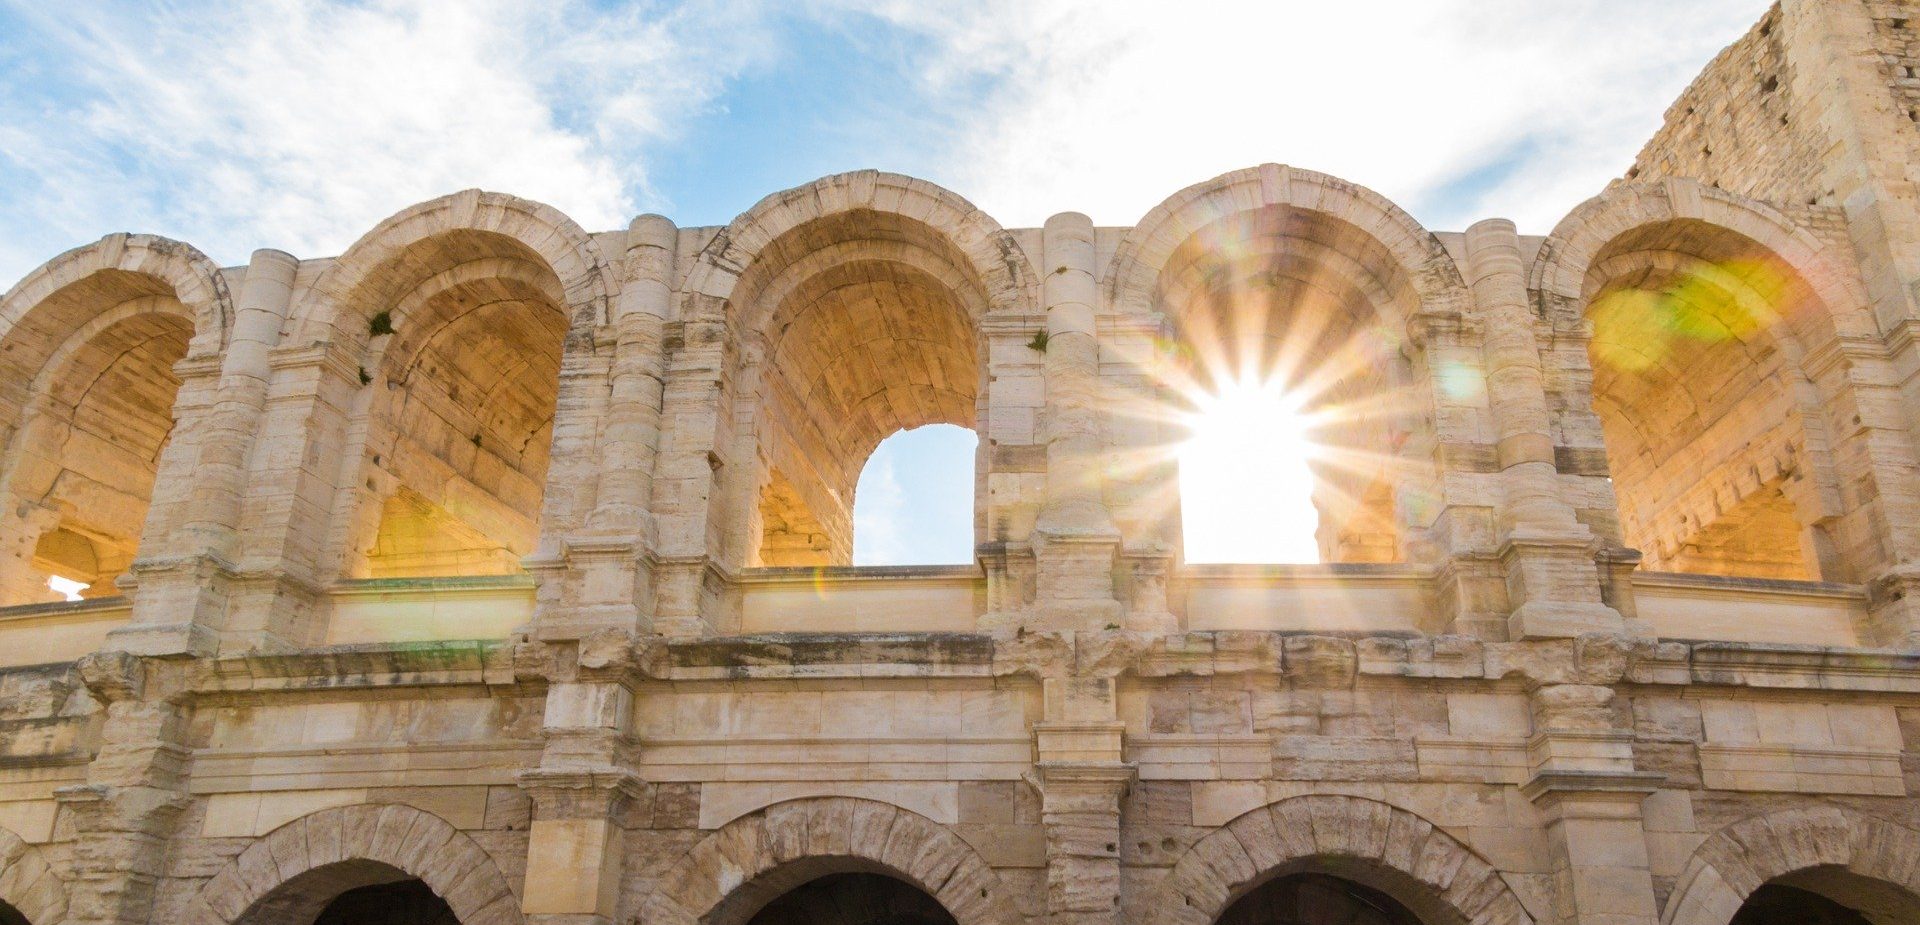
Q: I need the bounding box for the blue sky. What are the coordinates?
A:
[0,0,1769,564]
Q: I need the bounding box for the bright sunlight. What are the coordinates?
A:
[48,575,88,602]
[1178,375,1321,563]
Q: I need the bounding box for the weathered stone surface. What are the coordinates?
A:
[10,12,1920,924]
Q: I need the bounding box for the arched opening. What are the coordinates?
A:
[701,857,962,925]
[1728,868,1920,925]
[0,272,195,606]
[1217,872,1426,925]
[0,899,28,925]
[314,880,457,925]
[734,210,986,569]
[339,231,569,580]
[851,423,978,565]
[743,873,958,925]
[234,861,458,925]
[1581,219,1836,580]
[1151,204,1423,565]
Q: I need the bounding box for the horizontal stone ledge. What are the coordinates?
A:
[664,631,999,676]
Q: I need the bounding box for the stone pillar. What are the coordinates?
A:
[518,675,640,925]
[528,218,678,641]
[594,215,677,539]
[1033,676,1130,925]
[114,249,297,656]
[978,315,1047,625]
[1406,312,1507,638]
[1031,213,1122,630]
[1522,682,1663,925]
[181,250,298,557]
[216,334,363,651]
[1104,314,1180,633]
[649,300,733,637]
[1464,220,1628,640]
[55,652,192,925]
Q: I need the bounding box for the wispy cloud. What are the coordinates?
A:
[852,0,1766,232]
[0,0,1769,288]
[0,0,776,279]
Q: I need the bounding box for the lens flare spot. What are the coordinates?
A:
[1436,361,1485,404]
[1589,256,1796,375]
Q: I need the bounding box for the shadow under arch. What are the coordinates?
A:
[1147,795,1533,925]
[292,192,615,584]
[0,234,225,605]
[643,797,1025,925]
[673,172,1037,570]
[185,803,521,925]
[1530,178,1887,583]
[0,825,67,925]
[1664,805,1920,925]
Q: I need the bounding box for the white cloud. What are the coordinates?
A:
[853,0,1767,232]
[0,0,1772,289]
[0,0,775,279]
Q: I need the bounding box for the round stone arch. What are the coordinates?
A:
[185,803,522,925]
[641,797,1026,925]
[298,188,614,345]
[0,231,231,357]
[1102,163,1471,323]
[676,169,1040,324]
[0,234,230,436]
[373,256,568,386]
[1147,795,1533,925]
[1100,165,1468,568]
[0,826,68,925]
[1663,805,1920,925]
[1529,178,1893,581]
[1529,177,1877,351]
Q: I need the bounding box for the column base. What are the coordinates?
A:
[1032,531,1122,632]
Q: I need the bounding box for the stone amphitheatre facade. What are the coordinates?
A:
[12,2,1920,924]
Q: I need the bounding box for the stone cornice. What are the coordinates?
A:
[26,626,1920,702]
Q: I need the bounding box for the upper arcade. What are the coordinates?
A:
[0,162,1913,657]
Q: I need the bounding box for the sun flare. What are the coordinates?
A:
[1177,375,1322,563]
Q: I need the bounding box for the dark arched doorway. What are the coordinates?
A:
[738,872,958,925]
[233,860,461,925]
[1217,872,1425,925]
[1729,869,1920,925]
[312,879,457,925]
[0,899,29,925]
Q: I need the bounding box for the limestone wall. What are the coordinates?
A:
[11,2,1920,923]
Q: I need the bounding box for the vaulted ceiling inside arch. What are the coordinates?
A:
[358,234,568,579]
[1583,220,1822,579]
[9,303,192,601]
[742,212,984,567]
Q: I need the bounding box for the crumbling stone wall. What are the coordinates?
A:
[1627,8,1831,207]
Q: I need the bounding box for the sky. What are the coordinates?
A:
[0,0,1771,565]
